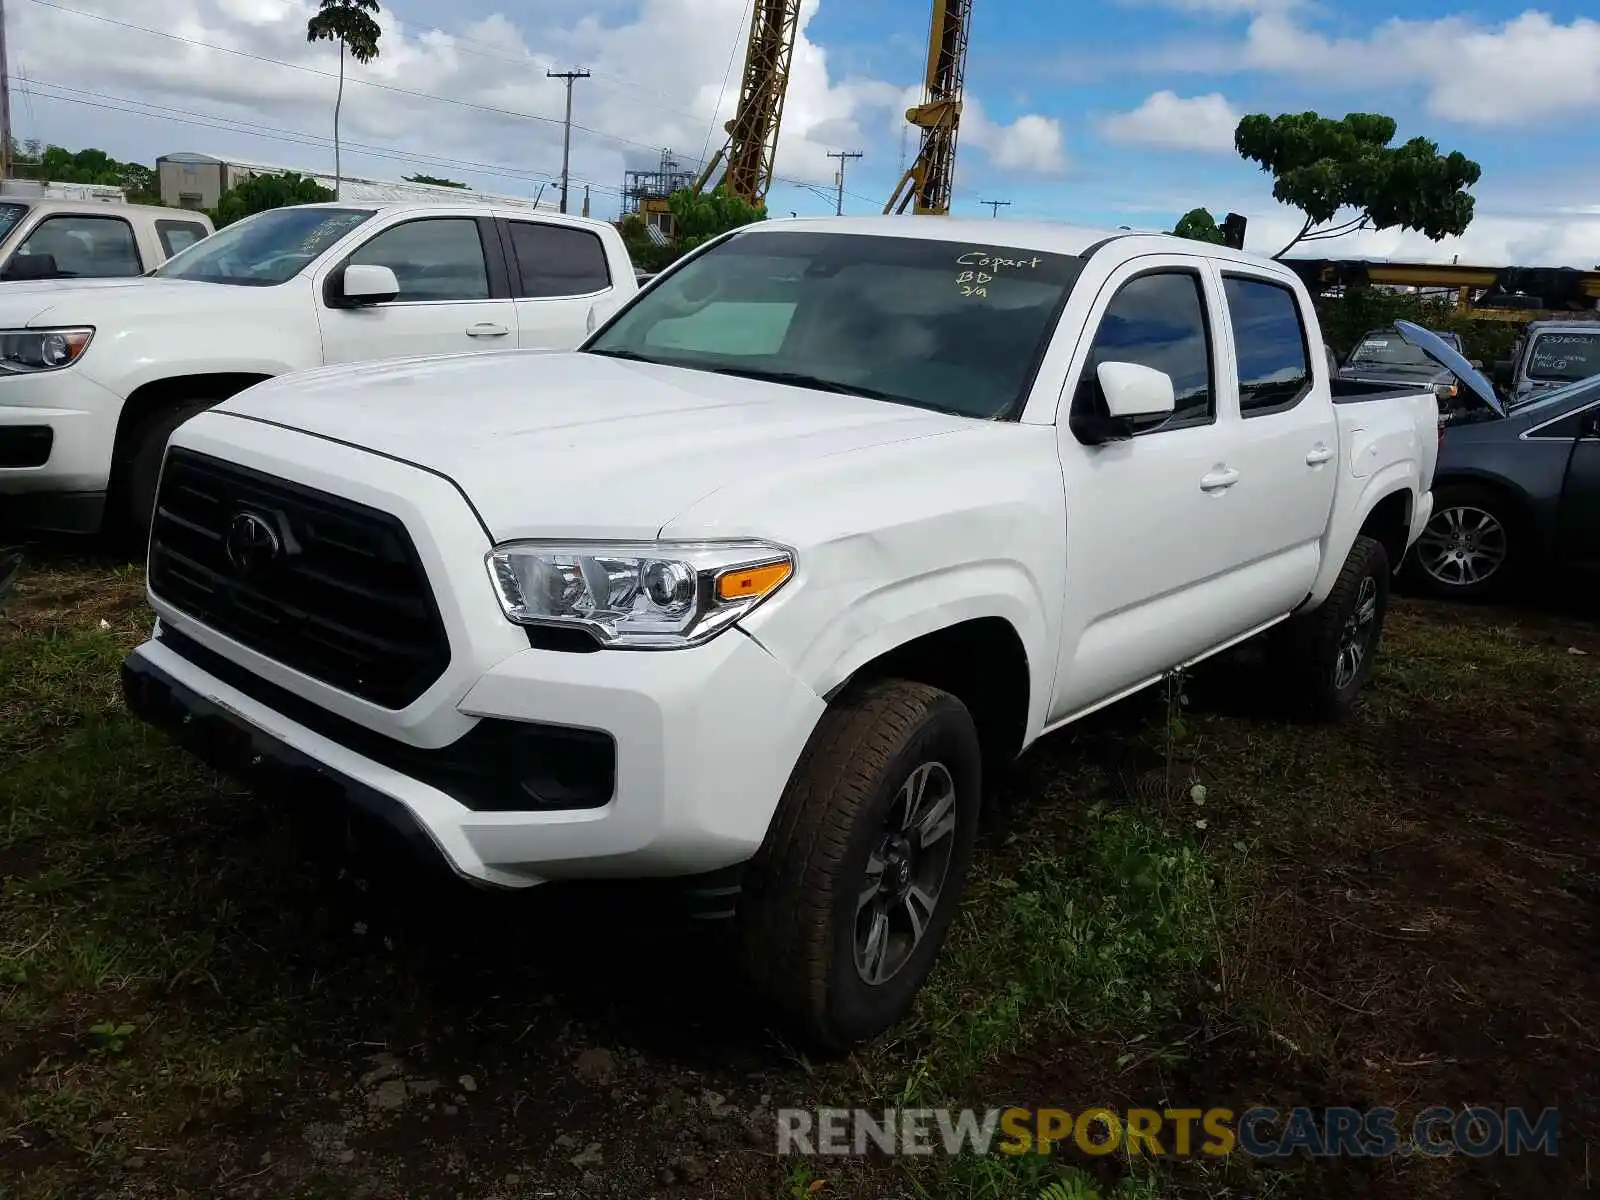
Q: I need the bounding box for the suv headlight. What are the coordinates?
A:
[487,540,794,649]
[0,327,94,374]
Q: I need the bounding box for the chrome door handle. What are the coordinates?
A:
[1200,467,1240,492]
[466,323,509,338]
[1305,445,1334,465]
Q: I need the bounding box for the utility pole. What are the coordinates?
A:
[547,68,590,214]
[0,0,12,182]
[826,150,862,216]
[980,199,1011,219]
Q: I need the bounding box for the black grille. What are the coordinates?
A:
[148,447,450,709]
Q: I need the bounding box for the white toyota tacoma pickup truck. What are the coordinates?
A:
[0,202,635,542]
[121,217,1443,1047]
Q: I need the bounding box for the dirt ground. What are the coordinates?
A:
[1,548,1596,1199]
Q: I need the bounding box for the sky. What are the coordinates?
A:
[8,0,1600,267]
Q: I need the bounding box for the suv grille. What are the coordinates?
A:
[148,447,450,709]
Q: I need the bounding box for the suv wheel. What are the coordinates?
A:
[736,679,981,1049]
[1409,484,1517,599]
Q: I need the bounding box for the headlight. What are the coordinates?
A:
[0,327,94,374]
[486,540,794,649]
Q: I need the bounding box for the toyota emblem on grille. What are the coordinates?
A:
[225,512,281,576]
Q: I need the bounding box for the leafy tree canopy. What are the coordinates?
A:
[210,172,335,228]
[1234,111,1480,259]
[1172,207,1226,245]
[666,185,766,249]
[10,142,158,204]
[306,0,381,61]
[404,174,468,189]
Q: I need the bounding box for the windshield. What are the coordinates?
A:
[1345,330,1455,371]
[0,203,27,244]
[154,206,374,286]
[585,230,1086,420]
[1525,331,1600,383]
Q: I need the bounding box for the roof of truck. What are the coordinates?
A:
[739,215,1293,272]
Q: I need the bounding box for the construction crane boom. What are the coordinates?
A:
[885,0,972,216]
[693,0,802,207]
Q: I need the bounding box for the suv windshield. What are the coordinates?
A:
[0,203,27,243]
[154,206,374,286]
[585,230,1086,419]
[1345,330,1457,371]
[1526,331,1600,383]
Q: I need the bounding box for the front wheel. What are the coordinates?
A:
[1275,535,1391,723]
[109,398,219,552]
[735,679,982,1050]
[1407,485,1518,600]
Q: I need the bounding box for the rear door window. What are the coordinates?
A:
[507,221,612,298]
[1221,275,1313,415]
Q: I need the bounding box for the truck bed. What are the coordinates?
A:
[1331,377,1432,405]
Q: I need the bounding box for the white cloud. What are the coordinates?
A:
[8,0,1068,216]
[1099,91,1240,153]
[1237,10,1600,126]
[1235,206,1600,270]
[961,99,1068,175]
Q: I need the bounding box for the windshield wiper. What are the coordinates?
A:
[702,365,903,403]
[586,347,669,365]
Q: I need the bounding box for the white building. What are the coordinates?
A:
[156,152,555,212]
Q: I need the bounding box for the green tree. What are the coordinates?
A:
[209,172,335,228]
[1234,112,1480,260]
[13,145,161,204]
[404,173,468,189]
[306,0,382,201]
[1171,207,1226,245]
[666,185,766,250]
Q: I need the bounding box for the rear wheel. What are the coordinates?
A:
[735,679,981,1049]
[1275,535,1390,723]
[1408,484,1519,600]
[109,398,219,552]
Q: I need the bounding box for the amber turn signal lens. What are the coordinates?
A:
[716,561,792,602]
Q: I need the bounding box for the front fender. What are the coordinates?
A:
[739,550,1055,743]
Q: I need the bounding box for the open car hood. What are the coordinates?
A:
[1394,319,1504,417]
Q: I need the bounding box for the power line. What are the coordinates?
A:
[19,0,871,207]
[979,199,1011,218]
[20,77,630,199]
[546,68,589,214]
[826,150,863,216]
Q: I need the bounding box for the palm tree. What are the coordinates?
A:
[306,0,382,201]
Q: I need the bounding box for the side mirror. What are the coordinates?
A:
[1581,411,1600,440]
[1098,361,1176,419]
[338,264,400,306]
[1,253,62,281]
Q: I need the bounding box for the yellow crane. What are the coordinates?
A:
[884,0,973,215]
[694,0,973,216]
[692,0,802,207]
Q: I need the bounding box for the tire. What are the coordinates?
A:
[110,398,219,552]
[735,679,982,1050]
[1275,535,1390,723]
[1405,483,1519,600]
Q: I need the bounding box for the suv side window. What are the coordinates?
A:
[1223,274,1312,415]
[13,215,142,278]
[1073,269,1214,435]
[507,221,611,298]
[347,217,490,302]
[156,219,209,258]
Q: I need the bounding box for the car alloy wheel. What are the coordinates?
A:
[1333,574,1379,692]
[1417,505,1508,590]
[854,761,959,986]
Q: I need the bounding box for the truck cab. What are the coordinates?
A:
[0,196,212,282]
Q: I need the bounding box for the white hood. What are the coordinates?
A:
[0,276,267,327]
[212,350,978,540]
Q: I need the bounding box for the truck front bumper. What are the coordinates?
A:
[122,618,827,889]
[0,371,125,531]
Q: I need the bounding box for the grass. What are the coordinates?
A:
[2,553,1596,1199]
